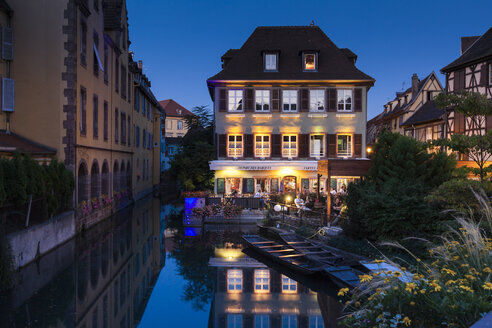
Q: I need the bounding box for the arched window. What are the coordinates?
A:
[101,160,110,196]
[90,161,100,199]
[78,161,89,204]
[113,160,119,193]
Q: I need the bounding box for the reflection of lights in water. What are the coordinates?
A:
[215,248,245,260]
[225,307,244,314]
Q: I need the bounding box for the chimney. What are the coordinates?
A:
[138,60,143,70]
[411,73,419,98]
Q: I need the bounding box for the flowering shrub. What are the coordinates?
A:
[79,200,91,216]
[223,203,242,219]
[341,192,492,327]
[102,194,112,205]
[91,197,102,210]
[181,190,210,198]
[191,203,242,219]
[192,204,221,219]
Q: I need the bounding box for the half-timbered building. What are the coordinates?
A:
[207,25,375,196]
[368,72,444,143]
[441,27,492,141]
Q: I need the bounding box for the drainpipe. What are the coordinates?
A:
[5,11,13,133]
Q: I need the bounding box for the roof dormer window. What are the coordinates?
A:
[303,52,317,71]
[264,53,278,71]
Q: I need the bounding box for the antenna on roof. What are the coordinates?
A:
[310,20,315,26]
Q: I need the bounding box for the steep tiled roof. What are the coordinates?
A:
[400,100,444,127]
[442,26,492,73]
[159,99,195,118]
[208,26,374,83]
[0,131,56,155]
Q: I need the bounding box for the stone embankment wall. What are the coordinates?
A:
[8,211,75,269]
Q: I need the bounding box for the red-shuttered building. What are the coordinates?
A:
[207,25,375,196]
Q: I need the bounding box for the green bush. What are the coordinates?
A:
[344,131,456,241]
[3,153,28,206]
[426,179,492,217]
[0,227,14,291]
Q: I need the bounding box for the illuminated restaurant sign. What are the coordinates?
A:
[210,160,318,171]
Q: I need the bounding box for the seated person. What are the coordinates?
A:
[294,194,305,215]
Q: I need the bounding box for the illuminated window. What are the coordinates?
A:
[255,314,269,328]
[309,315,323,328]
[255,135,270,157]
[309,90,325,111]
[228,135,243,157]
[228,314,243,328]
[254,269,270,293]
[255,90,270,111]
[227,269,243,293]
[303,53,316,71]
[282,90,297,112]
[282,315,297,328]
[281,275,297,293]
[337,134,352,157]
[228,90,243,111]
[337,89,352,112]
[310,135,324,157]
[265,53,277,71]
[282,135,297,158]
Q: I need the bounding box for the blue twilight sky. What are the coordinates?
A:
[126,0,492,120]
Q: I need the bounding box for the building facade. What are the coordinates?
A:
[1,0,163,220]
[130,59,164,200]
[159,99,194,170]
[207,26,374,196]
[367,72,444,144]
[441,28,492,139]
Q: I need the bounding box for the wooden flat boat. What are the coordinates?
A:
[242,235,326,275]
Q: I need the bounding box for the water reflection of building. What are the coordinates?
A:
[209,247,326,328]
[75,196,164,327]
[1,196,165,328]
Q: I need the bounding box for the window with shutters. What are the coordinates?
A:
[103,43,108,83]
[114,108,118,143]
[282,90,297,112]
[80,20,87,67]
[337,134,352,157]
[1,27,14,61]
[135,91,140,112]
[121,66,126,99]
[254,269,270,293]
[103,101,108,141]
[255,90,270,111]
[1,78,14,112]
[303,53,317,71]
[227,269,242,293]
[135,126,140,147]
[115,58,119,93]
[255,315,269,328]
[264,53,277,71]
[128,73,132,103]
[127,117,131,146]
[282,135,297,158]
[228,90,243,111]
[80,87,87,136]
[309,90,325,111]
[337,89,352,112]
[228,314,243,328]
[120,113,126,144]
[93,95,98,139]
[282,315,297,328]
[310,134,324,157]
[281,275,297,294]
[228,135,243,157]
[93,32,99,76]
[255,135,270,157]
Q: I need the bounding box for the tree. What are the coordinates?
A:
[344,131,456,240]
[434,91,492,181]
[169,105,215,191]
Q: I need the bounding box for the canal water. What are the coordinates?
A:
[0,196,343,327]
